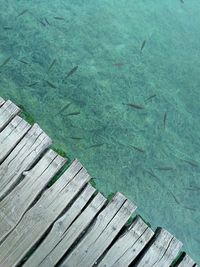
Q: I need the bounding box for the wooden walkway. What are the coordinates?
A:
[0,96,198,267]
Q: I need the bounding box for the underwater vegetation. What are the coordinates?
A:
[0,0,200,263]
[18,104,35,125]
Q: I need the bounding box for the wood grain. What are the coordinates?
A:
[0,160,90,267]
[61,193,136,267]
[0,149,66,242]
[176,254,197,267]
[0,123,52,200]
[0,100,20,131]
[134,228,182,267]
[98,216,154,267]
[0,115,31,163]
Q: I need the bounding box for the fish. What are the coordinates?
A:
[145,169,158,179]
[0,56,11,67]
[182,159,198,168]
[163,112,167,129]
[70,137,83,140]
[141,40,146,51]
[28,82,38,87]
[145,94,156,102]
[145,169,160,180]
[54,16,65,20]
[145,168,165,187]
[65,111,80,116]
[3,26,13,30]
[170,192,180,204]
[180,0,184,3]
[17,9,28,18]
[48,59,56,72]
[130,145,145,153]
[184,206,196,211]
[123,103,144,109]
[64,65,78,80]
[184,186,200,191]
[155,166,174,171]
[112,62,126,67]
[17,59,29,65]
[44,18,50,25]
[39,19,46,26]
[45,80,57,88]
[86,143,104,149]
[56,102,71,115]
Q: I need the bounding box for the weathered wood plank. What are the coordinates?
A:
[134,228,182,267]
[0,115,31,163]
[0,160,90,267]
[37,192,106,267]
[61,193,136,267]
[24,184,105,267]
[0,149,66,242]
[176,254,196,267]
[98,216,154,267]
[0,100,20,131]
[0,97,5,107]
[0,123,52,200]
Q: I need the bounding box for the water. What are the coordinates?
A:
[0,0,200,263]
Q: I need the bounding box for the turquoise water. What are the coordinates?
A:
[0,0,200,263]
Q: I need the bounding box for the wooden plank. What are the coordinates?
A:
[0,160,90,267]
[98,216,154,267]
[36,192,106,267]
[134,228,182,267]
[0,123,52,200]
[23,184,105,267]
[0,97,5,107]
[0,115,31,163]
[0,100,20,131]
[0,149,66,242]
[61,193,137,267]
[176,254,196,267]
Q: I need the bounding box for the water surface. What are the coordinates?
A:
[0,0,200,263]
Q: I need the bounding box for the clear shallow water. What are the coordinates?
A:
[0,0,200,263]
